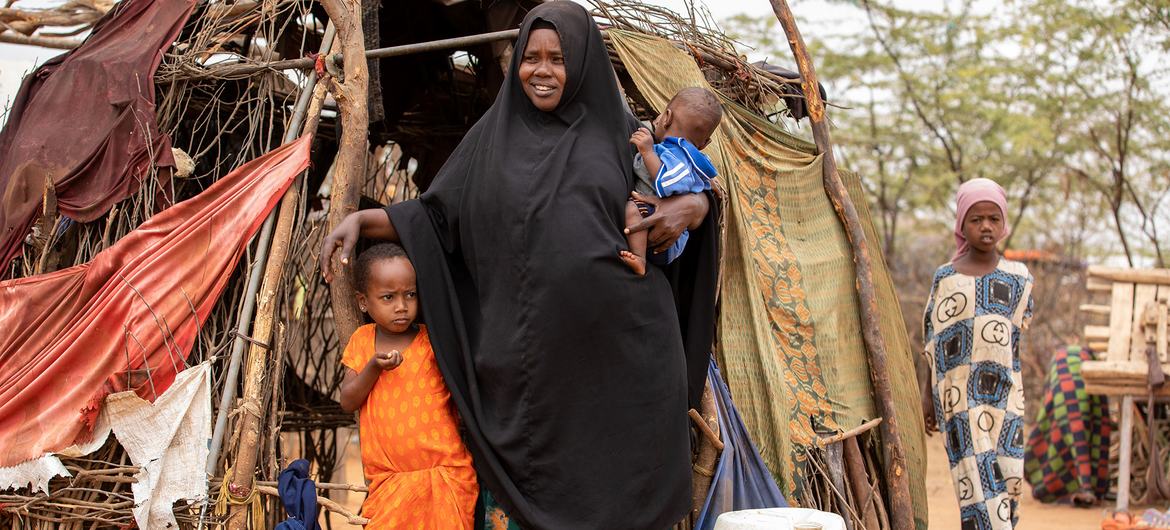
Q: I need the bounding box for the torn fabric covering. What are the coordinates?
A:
[0,453,72,496]
[0,136,311,468]
[108,361,211,529]
[607,29,929,529]
[0,403,112,495]
[0,362,212,530]
[0,0,197,276]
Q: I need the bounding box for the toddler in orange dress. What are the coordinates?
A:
[339,243,477,529]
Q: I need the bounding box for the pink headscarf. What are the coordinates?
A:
[953,178,1010,260]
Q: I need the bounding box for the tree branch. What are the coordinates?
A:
[0,29,82,49]
[861,0,964,179]
[319,0,368,345]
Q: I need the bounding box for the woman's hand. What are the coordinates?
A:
[319,209,400,283]
[319,213,363,283]
[624,191,709,254]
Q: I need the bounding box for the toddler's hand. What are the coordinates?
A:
[629,127,654,153]
[373,350,403,371]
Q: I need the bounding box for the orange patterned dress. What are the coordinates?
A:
[341,324,478,529]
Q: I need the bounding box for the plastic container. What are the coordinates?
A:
[712,508,847,530]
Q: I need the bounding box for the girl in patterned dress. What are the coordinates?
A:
[921,178,1034,530]
[339,243,477,529]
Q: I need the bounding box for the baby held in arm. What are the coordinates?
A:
[621,86,723,276]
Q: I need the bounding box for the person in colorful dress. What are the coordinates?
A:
[338,243,478,529]
[1025,344,1111,507]
[922,178,1034,530]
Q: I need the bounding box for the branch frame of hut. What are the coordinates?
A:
[2,1,871,528]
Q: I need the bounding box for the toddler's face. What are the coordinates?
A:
[357,257,419,334]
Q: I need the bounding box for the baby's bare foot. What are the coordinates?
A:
[619,250,646,277]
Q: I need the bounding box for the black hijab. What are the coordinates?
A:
[386,3,720,528]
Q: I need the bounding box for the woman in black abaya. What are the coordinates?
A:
[319,3,719,528]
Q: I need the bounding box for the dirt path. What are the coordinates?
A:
[329,429,1103,528]
[923,433,1099,529]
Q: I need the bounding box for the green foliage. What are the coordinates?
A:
[725,0,1170,268]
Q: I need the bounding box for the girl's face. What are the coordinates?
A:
[962,201,1006,253]
[355,257,419,334]
[518,28,566,112]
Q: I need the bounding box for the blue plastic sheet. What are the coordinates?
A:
[695,360,788,530]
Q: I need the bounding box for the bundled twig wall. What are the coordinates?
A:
[2,0,866,526]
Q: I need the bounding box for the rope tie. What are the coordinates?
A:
[215,469,264,528]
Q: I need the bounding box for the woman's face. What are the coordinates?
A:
[962,200,1005,253]
[518,28,566,112]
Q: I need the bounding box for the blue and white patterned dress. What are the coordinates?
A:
[924,259,1034,530]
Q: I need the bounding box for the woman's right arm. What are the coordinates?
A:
[319,209,400,283]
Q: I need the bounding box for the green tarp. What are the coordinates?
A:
[608,29,928,529]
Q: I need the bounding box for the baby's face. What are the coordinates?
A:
[651,112,670,143]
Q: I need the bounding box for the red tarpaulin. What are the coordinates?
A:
[0,137,311,468]
[0,0,196,277]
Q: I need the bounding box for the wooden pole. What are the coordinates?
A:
[843,435,883,530]
[206,22,337,478]
[319,0,368,345]
[254,485,370,525]
[1088,266,1170,286]
[690,385,722,519]
[222,37,336,530]
[817,417,883,447]
[825,441,854,530]
[1118,395,1134,511]
[174,29,520,81]
[223,99,326,530]
[765,1,915,527]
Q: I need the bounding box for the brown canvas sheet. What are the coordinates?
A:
[0,0,196,277]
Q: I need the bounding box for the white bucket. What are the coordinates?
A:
[712,507,847,530]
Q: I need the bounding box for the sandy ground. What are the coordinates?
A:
[326,429,1104,529]
[923,433,1100,529]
